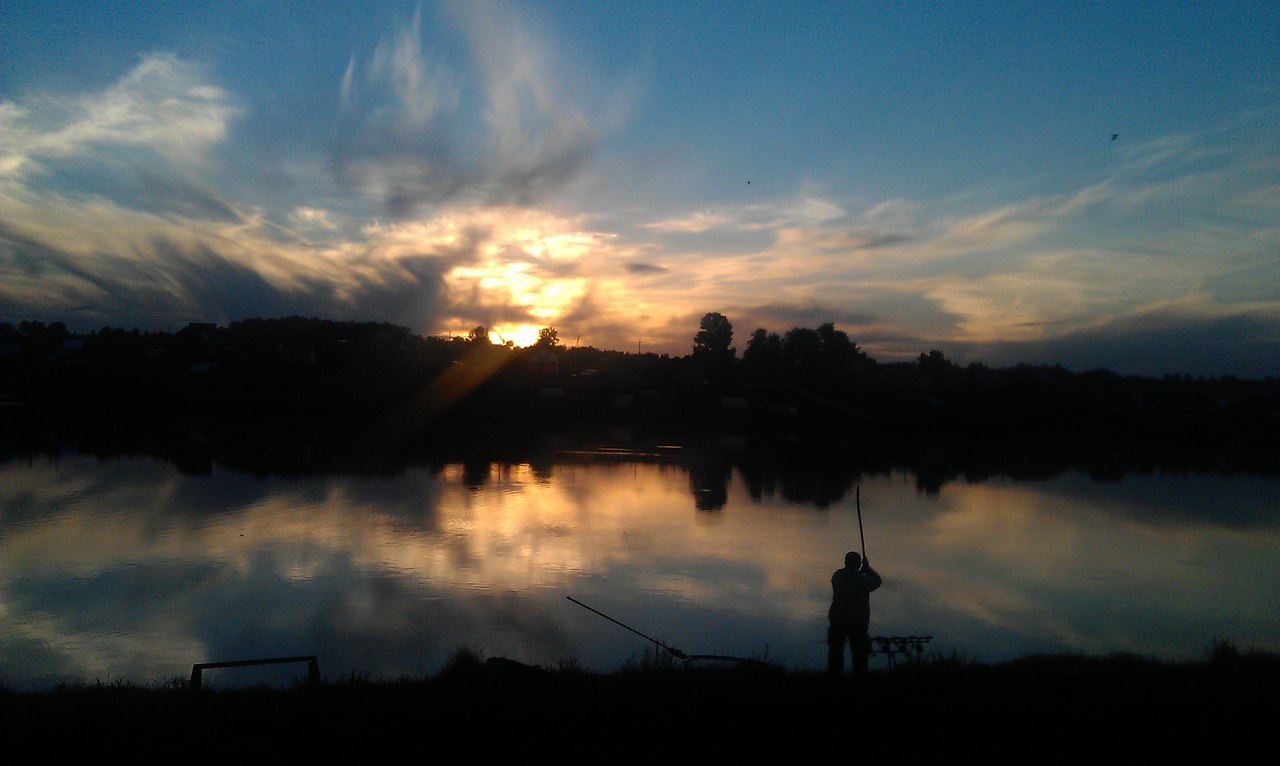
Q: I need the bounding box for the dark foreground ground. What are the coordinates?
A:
[5,651,1276,760]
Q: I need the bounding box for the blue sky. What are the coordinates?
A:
[2,1,1277,376]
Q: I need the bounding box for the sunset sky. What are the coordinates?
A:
[2,1,1277,376]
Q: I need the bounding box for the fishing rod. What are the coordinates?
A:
[566,596,770,667]
[567,596,688,660]
[857,485,866,561]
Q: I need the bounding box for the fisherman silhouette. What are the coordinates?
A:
[828,550,882,676]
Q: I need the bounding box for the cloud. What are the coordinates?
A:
[0,214,454,332]
[775,196,846,226]
[641,211,734,233]
[2,16,1275,378]
[732,304,878,335]
[605,122,1279,367]
[289,206,340,231]
[962,301,1280,377]
[1116,134,1193,171]
[0,47,609,339]
[1,53,239,179]
[1,52,244,233]
[0,48,647,348]
[642,195,848,235]
[624,262,669,275]
[332,3,599,216]
[1234,183,1280,209]
[929,203,1061,255]
[860,232,913,249]
[770,227,911,256]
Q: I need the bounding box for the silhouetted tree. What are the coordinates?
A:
[469,326,490,345]
[783,327,822,373]
[536,327,560,348]
[814,322,873,383]
[742,328,783,378]
[918,349,949,367]
[691,312,736,385]
[816,323,849,354]
[918,349,957,389]
[693,312,734,359]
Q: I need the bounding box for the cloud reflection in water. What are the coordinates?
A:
[2,454,1277,688]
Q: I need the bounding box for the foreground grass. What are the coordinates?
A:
[5,647,1276,759]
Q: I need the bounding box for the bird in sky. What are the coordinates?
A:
[1111,133,1119,141]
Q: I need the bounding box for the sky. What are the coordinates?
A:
[2,1,1277,377]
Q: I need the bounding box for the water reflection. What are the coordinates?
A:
[2,453,1277,689]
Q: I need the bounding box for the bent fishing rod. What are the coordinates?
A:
[857,484,866,560]
[566,596,769,667]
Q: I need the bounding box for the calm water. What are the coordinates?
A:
[3,451,1278,689]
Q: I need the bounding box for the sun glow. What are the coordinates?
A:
[490,324,543,347]
[423,208,604,345]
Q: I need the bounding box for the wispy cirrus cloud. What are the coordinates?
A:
[1,52,244,237]
[1,53,239,179]
[642,195,848,234]
[332,3,600,216]
[641,210,734,234]
[289,206,341,231]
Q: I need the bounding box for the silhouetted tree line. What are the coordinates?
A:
[2,316,1277,479]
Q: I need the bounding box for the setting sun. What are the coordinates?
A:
[432,209,600,346]
[489,324,543,347]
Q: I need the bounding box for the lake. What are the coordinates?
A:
[3,448,1277,689]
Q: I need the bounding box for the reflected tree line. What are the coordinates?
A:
[444,447,864,512]
[2,315,1278,490]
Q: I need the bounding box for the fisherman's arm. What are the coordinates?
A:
[861,559,883,590]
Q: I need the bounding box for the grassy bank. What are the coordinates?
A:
[5,646,1275,759]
